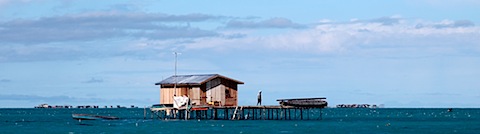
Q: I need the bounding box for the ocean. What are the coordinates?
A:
[1,108,479,133]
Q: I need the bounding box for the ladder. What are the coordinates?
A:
[231,106,243,120]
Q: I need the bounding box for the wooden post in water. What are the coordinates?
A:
[300,108,303,120]
[252,108,254,120]
[288,109,291,120]
[240,108,243,120]
[150,111,153,119]
[307,109,311,120]
[185,109,188,120]
[213,109,217,120]
[144,106,146,119]
[276,109,279,120]
[318,109,322,120]
[267,109,270,120]
[224,108,227,120]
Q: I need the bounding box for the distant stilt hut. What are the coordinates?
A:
[155,74,244,106]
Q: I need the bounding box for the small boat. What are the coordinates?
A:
[277,97,328,108]
[149,104,174,111]
[72,114,119,120]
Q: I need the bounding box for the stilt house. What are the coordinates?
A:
[155,74,244,106]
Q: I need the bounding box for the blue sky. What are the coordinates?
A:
[0,0,479,108]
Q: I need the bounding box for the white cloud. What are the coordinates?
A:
[184,17,480,57]
[0,11,222,44]
[1,14,478,62]
[0,11,228,62]
[226,17,307,29]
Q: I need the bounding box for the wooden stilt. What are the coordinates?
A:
[300,108,303,120]
[149,106,325,121]
[307,108,310,120]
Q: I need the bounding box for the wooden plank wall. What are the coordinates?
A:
[160,87,189,104]
[206,85,225,106]
[225,87,238,106]
[160,76,240,106]
[189,87,201,105]
[223,78,239,106]
[160,87,174,104]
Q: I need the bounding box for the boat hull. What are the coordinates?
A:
[72,114,119,120]
[277,98,328,108]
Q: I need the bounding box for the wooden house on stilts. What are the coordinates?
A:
[155,74,244,106]
[150,74,327,121]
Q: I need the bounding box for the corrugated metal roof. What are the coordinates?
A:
[155,74,243,85]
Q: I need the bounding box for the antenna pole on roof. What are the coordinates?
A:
[173,52,181,96]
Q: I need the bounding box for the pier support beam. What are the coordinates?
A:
[150,106,324,121]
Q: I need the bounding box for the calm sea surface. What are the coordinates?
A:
[1,108,479,133]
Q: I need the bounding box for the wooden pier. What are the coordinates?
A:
[150,105,324,120]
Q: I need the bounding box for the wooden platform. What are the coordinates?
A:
[149,105,324,120]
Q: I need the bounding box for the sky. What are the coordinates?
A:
[0,0,479,108]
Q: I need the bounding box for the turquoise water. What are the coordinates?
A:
[1,108,479,133]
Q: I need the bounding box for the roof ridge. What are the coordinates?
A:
[155,74,243,85]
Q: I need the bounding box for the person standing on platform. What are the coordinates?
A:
[257,90,262,106]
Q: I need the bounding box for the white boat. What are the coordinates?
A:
[150,104,174,111]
